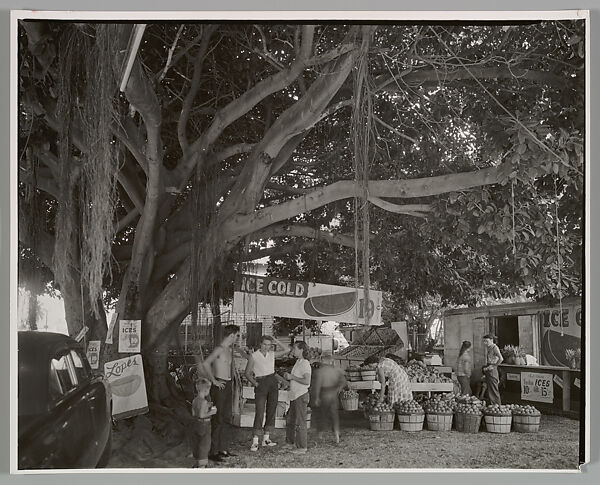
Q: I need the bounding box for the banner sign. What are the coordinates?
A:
[521,371,554,404]
[86,340,101,369]
[538,305,581,367]
[118,320,141,353]
[233,274,382,325]
[104,354,149,419]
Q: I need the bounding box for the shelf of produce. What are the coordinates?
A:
[347,381,454,392]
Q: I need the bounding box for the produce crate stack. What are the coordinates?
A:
[394,399,425,432]
[510,405,541,433]
[483,404,512,433]
[346,367,362,382]
[360,363,378,381]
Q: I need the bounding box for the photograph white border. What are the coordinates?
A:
[9,8,591,474]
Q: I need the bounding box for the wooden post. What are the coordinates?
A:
[302,320,306,342]
[561,369,571,412]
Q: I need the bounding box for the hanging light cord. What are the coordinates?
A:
[511,181,517,258]
[554,177,564,336]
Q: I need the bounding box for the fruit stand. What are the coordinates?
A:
[346,360,454,396]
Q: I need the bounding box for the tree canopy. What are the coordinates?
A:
[18,20,584,397]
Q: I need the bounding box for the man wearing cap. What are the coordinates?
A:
[482,334,504,405]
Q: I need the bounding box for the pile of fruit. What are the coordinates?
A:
[424,400,453,414]
[370,401,394,413]
[417,392,458,411]
[406,361,453,384]
[394,399,424,415]
[511,404,541,415]
[455,402,483,415]
[360,394,380,411]
[340,388,359,400]
[483,404,513,416]
[360,363,378,371]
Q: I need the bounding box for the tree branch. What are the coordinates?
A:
[178,25,218,157]
[368,197,431,217]
[172,25,316,190]
[223,162,509,239]
[378,66,567,93]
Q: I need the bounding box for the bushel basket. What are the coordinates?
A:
[397,412,424,432]
[426,412,453,431]
[484,414,512,433]
[512,413,541,433]
[455,412,482,433]
[340,396,359,411]
[368,411,395,431]
[360,370,377,381]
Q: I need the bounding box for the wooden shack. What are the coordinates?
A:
[443,298,582,414]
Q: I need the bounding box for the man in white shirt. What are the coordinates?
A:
[245,336,290,451]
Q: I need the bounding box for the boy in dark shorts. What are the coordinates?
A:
[191,378,217,468]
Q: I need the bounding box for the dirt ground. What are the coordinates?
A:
[107,411,581,470]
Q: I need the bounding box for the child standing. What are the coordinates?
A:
[191,378,217,468]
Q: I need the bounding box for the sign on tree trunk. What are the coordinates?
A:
[104,354,149,419]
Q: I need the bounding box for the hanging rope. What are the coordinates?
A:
[189,164,202,352]
[554,176,564,336]
[352,27,376,325]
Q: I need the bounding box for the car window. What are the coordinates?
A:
[49,353,77,401]
[70,350,91,383]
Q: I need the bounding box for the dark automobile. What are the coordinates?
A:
[18,331,112,469]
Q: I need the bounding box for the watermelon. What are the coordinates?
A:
[303,292,356,317]
[541,329,580,367]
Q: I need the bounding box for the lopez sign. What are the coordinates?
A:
[521,371,554,404]
[104,354,149,419]
[233,274,382,325]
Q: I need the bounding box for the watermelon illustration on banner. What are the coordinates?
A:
[104,354,149,419]
[232,274,382,325]
[86,340,101,369]
[118,319,141,353]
